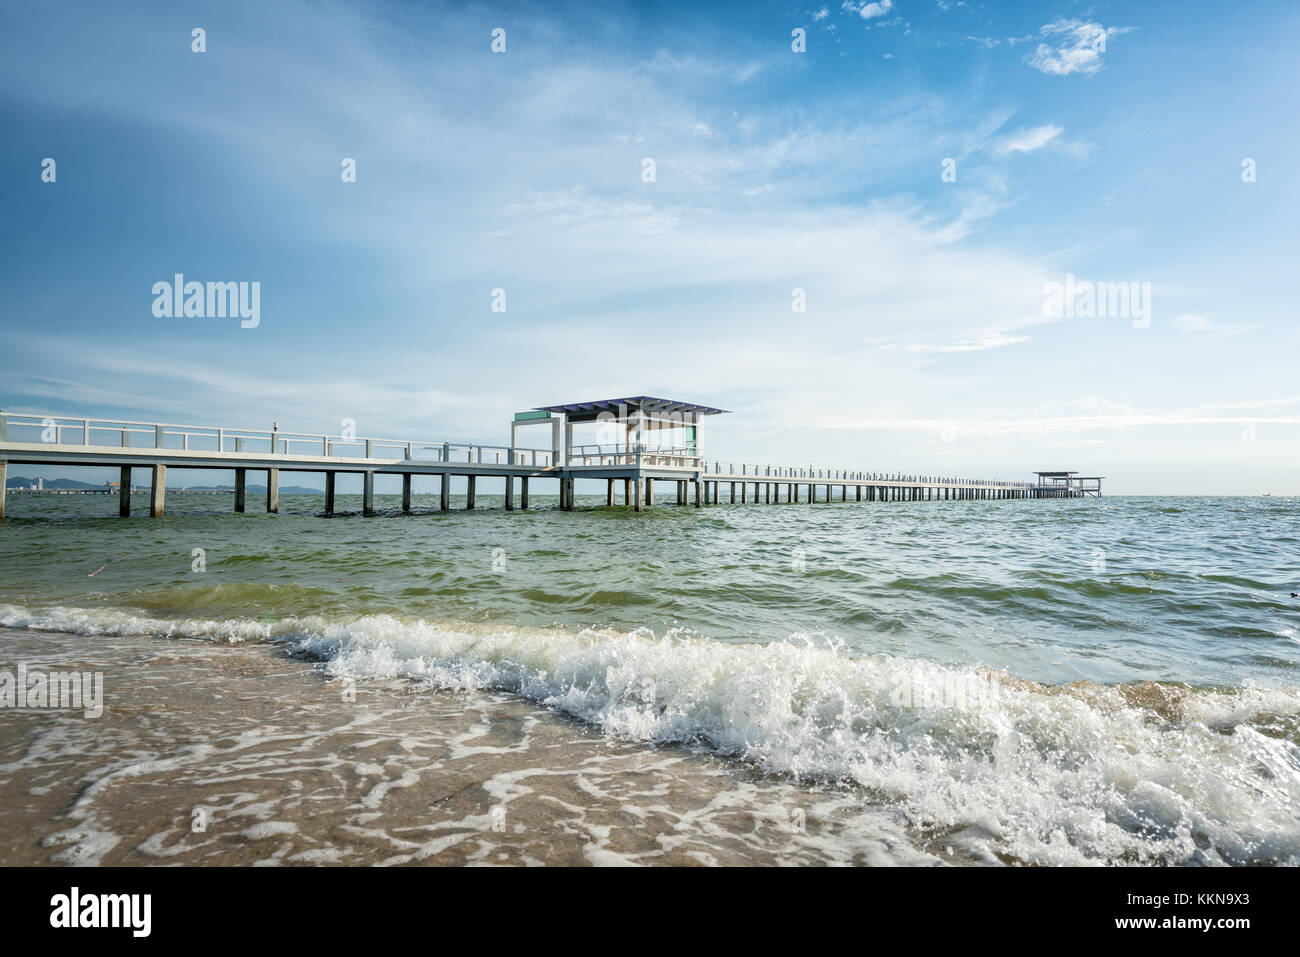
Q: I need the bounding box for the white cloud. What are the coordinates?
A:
[1175,313,1254,337]
[1176,313,1213,333]
[878,334,1032,353]
[996,124,1063,154]
[843,0,893,20]
[1028,19,1129,76]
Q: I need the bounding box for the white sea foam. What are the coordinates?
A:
[4,603,1299,865]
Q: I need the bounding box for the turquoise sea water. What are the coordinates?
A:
[1,492,1298,864]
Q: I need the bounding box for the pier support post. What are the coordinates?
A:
[119,466,131,517]
[694,478,703,507]
[606,478,615,507]
[363,471,375,516]
[323,472,333,515]
[266,468,278,514]
[403,474,413,513]
[645,478,654,507]
[440,474,450,511]
[809,484,816,504]
[466,475,476,510]
[677,480,686,505]
[235,469,247,512]
[0,461,6,519]
[150,464,166,517]
[506,475,515,511]
[634,476,643,512]
[521,477,529,510]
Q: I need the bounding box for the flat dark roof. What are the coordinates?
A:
[536,396,729,417]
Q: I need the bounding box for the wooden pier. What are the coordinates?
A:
[0,398,1101,518]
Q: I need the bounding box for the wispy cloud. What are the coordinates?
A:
[995,124,1063,154]
[1175,313,1255,337]
[877,333,1032,353]
[1028,19,1130,76]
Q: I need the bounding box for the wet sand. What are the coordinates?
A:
[0,628,943,866]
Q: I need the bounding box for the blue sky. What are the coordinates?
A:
[2,0,1298,494]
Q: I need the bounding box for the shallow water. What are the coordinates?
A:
[1,492,1297,865]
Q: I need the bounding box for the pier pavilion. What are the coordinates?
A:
[1034,471,1105,498]
[0,400,1099,517]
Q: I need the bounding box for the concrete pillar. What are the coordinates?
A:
[809,484,816,504]
[645,477,654,506]
[440,474,450,511]
[634,476,643,512]
[363,471,375,516]
[606,478,615,507]
[623,478,632,506]
[466,475,476,510]
[694,478,703,507]
[402,473,413,513]
[505,475,515,511]
[677,480,686,505]
[119,465,131,517]
[855,485,862,502]
[150,464,166,517]
[521,477,529,510]
[323,471,334,515]
[266,468,279,513]
[0,460,6,519]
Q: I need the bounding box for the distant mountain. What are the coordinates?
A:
[5,476,102,490]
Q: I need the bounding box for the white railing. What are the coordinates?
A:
[0,411,1036,487]
[0,412,555,468]
[701,461,1036,489]
[567,444,702,468]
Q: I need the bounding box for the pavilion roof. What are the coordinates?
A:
[536,396,729,417]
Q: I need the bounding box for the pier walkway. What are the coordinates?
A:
[0,398,1100,518]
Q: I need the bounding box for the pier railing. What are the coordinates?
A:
[701,460,1036,489]
[567,444,702,468]
[0,412,556,467]
[2,411,1036,488]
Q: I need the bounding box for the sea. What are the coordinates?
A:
[0,491,1297,866]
